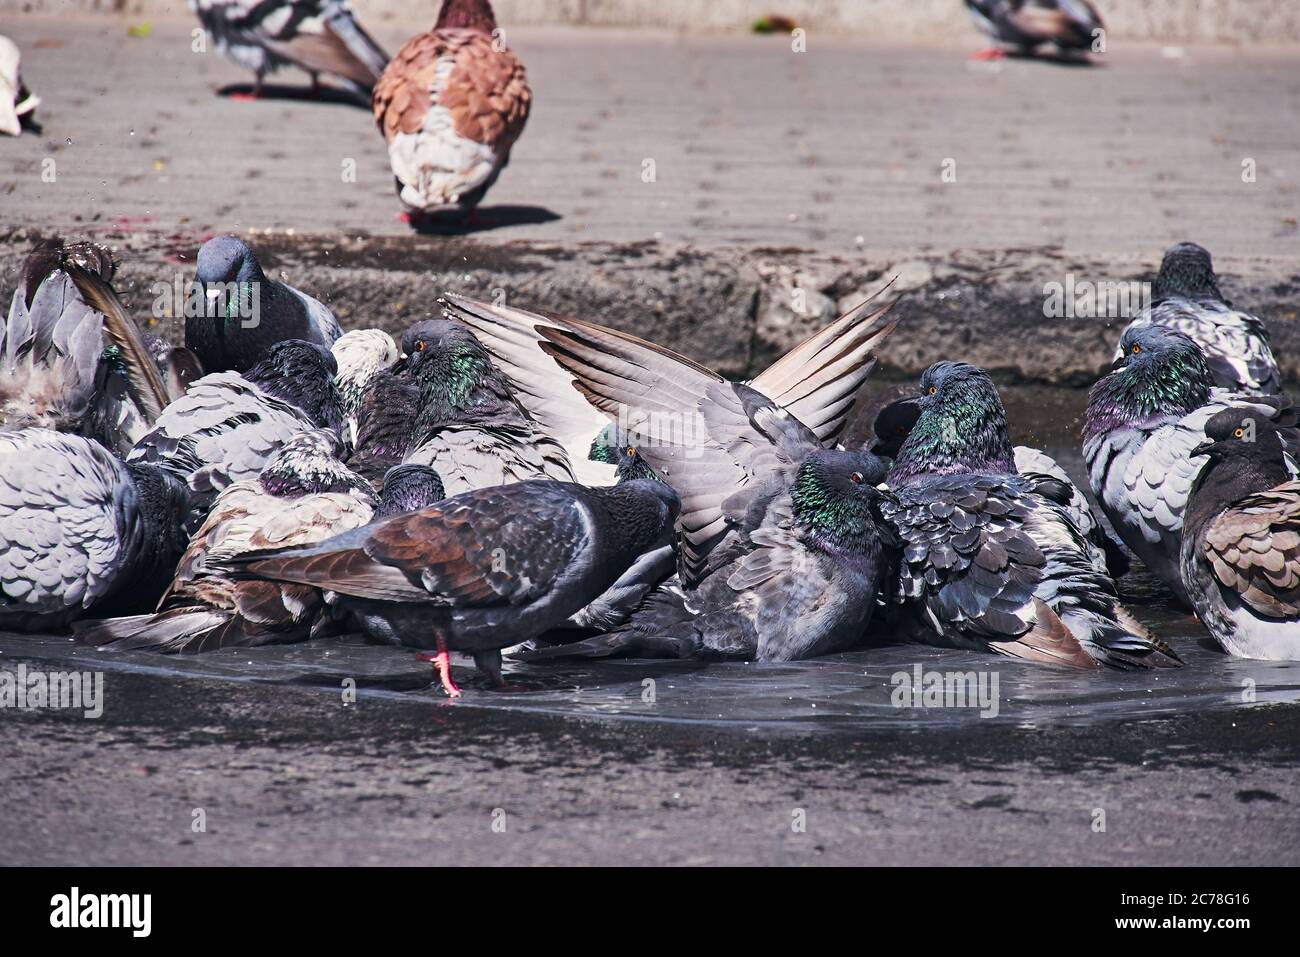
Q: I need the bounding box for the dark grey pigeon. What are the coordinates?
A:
[127,339,346,517]
[0,428,189,631]
[884,361,1181,670]
[398,319,580,494]
[521,438,897,663]
[219,476,680,696]
[870,395,1131,579]
[1180,409,1300,660]
[1083,325,1297,605]
[373,463,446,518]
[346,364,423,487]
[188,235,342,374]
[964,0,1103,56]
[192,0,389,101]
[77,430,375,653]
[1118,242,1281,396]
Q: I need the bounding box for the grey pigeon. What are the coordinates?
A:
[398,319,581,494]
[1083,325,1297,604]
[188,236,342,374]
[0,429,189,631]
[1118,242,1281,396]
[504,303,900,662]
[1180,409,1300,660]
[870,395,1130,578]
[4,241,172,454]
[346,364,423,487]
[331,329,399,446]
[127,339,346,516]
[219,476,680,696]
[964,0,1103,57]
[191,0,389,100]
[883,361,1180,670]
[77,430,375,653]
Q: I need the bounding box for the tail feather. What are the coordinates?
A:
[1061,606,1184,670]
[987,599,1100,669]
[64,263,170,424]
[73,608,228,652]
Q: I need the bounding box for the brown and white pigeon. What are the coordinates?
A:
[191,0,389,100]
[372,0,531,221]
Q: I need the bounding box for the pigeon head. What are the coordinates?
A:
[258,429,373,499]
[889,362,1016,483]
[1153,242,1226,304]
[124,462,192,565]
[869,396,922,459]
[402,319,512,412]
[1192,407,1288,467]
[590,423,664,483]
[1084,325,1215,441]
[791,449,891,556]
[195,235,261,286]
[245,339,346,437]
[435,0,498,33]
[376,464,447,518]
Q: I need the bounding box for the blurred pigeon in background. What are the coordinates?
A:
[372,0,531,223]
[0,35,38,136]
[191,0,389,100]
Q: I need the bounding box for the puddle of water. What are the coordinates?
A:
[2,628,1296,734]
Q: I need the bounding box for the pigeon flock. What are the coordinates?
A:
[2,0,1297,698]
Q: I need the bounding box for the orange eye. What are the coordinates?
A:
[625,446,637,457]
[1131,344,1142,354]
[1233,428,1244,438]
[850,471,865,484]
[415,341,426,351]
[927,386,937,395]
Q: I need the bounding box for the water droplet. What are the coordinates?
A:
[65,137,73,145]
[129,129,135,136]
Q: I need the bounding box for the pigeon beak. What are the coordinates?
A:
[1190,440,1215,458]
[391,354,409,374]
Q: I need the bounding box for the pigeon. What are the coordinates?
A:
[883,361,1180,670]
[398,319,581,493]
[0,429,190,631]
[188,236,342,374]
[3,241,172,455]
[1118,242,1281,396]
[964,0,1104,59]
[346,364,423,487]
[1181,409,1300,660]
[372,463,446,518]
[372,0,531,221]
[331,329,399,445]
[495,298,901,662]
[76,430,376,653]
[0,35,38,136]
[870,395,1130,578]
[521,437,897,663]
[127,339,346,516]
[1083,325,1298,604]
[219,476,680,696]
[191,0,389,100]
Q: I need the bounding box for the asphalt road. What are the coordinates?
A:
[2,18,1299,258]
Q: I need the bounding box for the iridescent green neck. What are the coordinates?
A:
[790,463,876,555]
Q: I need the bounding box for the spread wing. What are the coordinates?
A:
[535,315,821,584]
[235,482,591,607]
[748,284,899,445]
[1204,482,1300,619]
